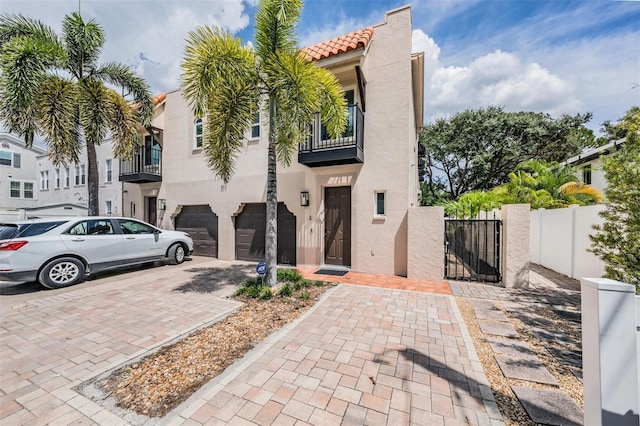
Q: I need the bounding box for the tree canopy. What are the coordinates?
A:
[590,106,640,290]
[419,106,595,203]
[0,12,154,215]
[181,0,347,285]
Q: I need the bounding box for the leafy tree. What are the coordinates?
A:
[181,0,347,286]
[419,106,594,202]
[0,13,154,215]
[590,107,640,289]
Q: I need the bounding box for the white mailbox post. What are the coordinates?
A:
[581,278,640,426]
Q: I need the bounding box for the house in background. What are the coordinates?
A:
[0,133,45,211]
[122,5,424,276]
[563,139,625,193]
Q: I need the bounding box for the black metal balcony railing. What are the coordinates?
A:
[298,104,364,167]
[119,146,162,183]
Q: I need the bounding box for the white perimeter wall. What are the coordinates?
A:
[530,205,606,279]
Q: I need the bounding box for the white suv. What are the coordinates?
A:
[0,217,194,289]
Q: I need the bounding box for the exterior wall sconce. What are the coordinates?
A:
[158,198,166,210]
[300,191,310,207]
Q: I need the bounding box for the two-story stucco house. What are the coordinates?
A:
[0,133,45,210]
[121,6,424,276]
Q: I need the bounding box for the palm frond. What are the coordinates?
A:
[62,12,104,76]
[560,182,604,204]
[106,89,142,159]
[0,34,64,144]
[92,62,154,125]
[203,80,259,183]
[35,76,81,165]
[254,0,301,58]
[181,26,258,118]
[0,14,61,49]
[78,79,111,147]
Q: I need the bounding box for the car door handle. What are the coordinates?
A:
[71,238,85,242]
[125,236,135,240]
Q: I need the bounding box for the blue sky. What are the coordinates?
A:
[1,0,639,134]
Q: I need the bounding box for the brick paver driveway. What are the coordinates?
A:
[0,258,247,425]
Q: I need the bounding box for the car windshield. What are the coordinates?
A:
[0,224,19,240]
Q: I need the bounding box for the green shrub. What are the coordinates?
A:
[258,286,272,300]
[293,281,303,291]
[277,268,303,283]
[300,291,310,300]
[279,282,292,297]
[314,280,325,287]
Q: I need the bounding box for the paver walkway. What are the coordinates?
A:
[1,260,503,425]
[450,264,584,425]
[168,284,501,425]
[0,261,249,425]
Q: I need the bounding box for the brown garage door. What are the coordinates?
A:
[175,205,218,257]
[235,203,296,265]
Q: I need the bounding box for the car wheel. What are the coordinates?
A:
[168,243,185,265]
[39,257,85,289]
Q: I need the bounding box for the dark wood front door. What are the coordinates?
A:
[324,186,351,266]
[146,196,157,226]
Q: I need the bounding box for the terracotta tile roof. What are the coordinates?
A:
[302,27,374,62]
[153,93,167,105]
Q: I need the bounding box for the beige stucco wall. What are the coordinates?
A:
[502,203,530,288]
[143,6,420,276]
[407,207,445,280]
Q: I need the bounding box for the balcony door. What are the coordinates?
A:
[321,89,355,142]
[324,186,351,266]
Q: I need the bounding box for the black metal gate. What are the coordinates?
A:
[444,214,501,283]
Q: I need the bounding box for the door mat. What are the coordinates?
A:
[314,269,349,276]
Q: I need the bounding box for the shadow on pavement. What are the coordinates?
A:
[173,264,255,293]
[0,280,44,295]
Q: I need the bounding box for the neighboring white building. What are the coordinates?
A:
[563,139,625,193]
[0,133,45,210]
[35,139,123,216]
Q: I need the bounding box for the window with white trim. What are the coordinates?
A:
[251,112,260,139]
[40,171,49,190]
[10,181,20,198]
[9,181,35,199]
[24,182,34,199]
[64,167,70,187]
[374,190,386,216]
[105,200,112,216]
[55,168,60,188]
[105,159,112,183]
[0,150,12,166]
[13,153,20,168]
[194,118,203,148]
[75,164,85,185]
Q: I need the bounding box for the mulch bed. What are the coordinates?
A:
[95,283,332,418]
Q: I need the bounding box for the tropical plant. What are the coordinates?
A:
[181,0,347,286]
[419,106,595,202]
[590,107,640,290]
[0,13,154,215]
[441,159,603,215]
[500,160,603,208]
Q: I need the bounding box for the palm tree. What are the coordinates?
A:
[181,0,347,286]
[0,12,154,215]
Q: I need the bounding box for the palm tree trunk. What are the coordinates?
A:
[265,96,278,286]
[86,141,100,216]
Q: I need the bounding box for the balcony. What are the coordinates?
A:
[298,104,364,167]
[119,145,162,183]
